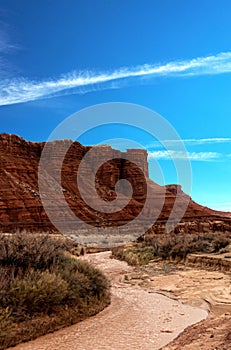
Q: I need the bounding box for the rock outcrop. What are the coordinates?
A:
[0,133,230,234]
[162,315,231,350]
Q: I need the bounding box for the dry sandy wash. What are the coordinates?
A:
[10,252,207,350]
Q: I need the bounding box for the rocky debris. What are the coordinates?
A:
[144,219,231,239]
[161,315,231,350]
[0,133,230,235]
[185,251,231,273]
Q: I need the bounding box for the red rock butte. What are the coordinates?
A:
[0,133,231,236]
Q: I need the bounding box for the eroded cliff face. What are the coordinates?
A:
[0,133,230,233]
[0,134,45,230]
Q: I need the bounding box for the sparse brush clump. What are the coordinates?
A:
[111,245,155,266]
[111,232,231,265]
[0,234,110,349]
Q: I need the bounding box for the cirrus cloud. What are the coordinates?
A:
[1,52,231,106]
[148,150,222,161]
[147,137,231,149]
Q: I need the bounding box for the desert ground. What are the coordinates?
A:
[9,251,208,350]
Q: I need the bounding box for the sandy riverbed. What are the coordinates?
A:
[10,252,207,350]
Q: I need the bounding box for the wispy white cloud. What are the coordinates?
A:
[148,150,222,161]
[0,24,19,78]
[0,31,9,76]
[147,137,231,149]
[1,51,231,106]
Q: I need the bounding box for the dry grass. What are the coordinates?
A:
[0,234,110,349]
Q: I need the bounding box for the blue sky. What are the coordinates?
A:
[0,0,231,211]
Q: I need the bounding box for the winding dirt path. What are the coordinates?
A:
[10,252,207,350]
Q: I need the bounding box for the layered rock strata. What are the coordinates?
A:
[0,133,230,234]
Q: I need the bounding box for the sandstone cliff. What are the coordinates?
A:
[0,133,230,234]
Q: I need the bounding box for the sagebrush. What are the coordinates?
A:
[0,234,110,349]
[111,232,231,265]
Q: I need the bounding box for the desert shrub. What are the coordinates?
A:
[112,232,231,265]
[154,238,175,259]
[0,270,69,318]
[148,232,231,260]
[169,243,188,260]
[213,235,230,252]
[0,266,15,290]
[0,234,72,273]
[0,234,110,349]
[58,258,109,305]
[111,245,155,265]
[111,246,139,265]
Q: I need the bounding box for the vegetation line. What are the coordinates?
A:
[111,232,231,266]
